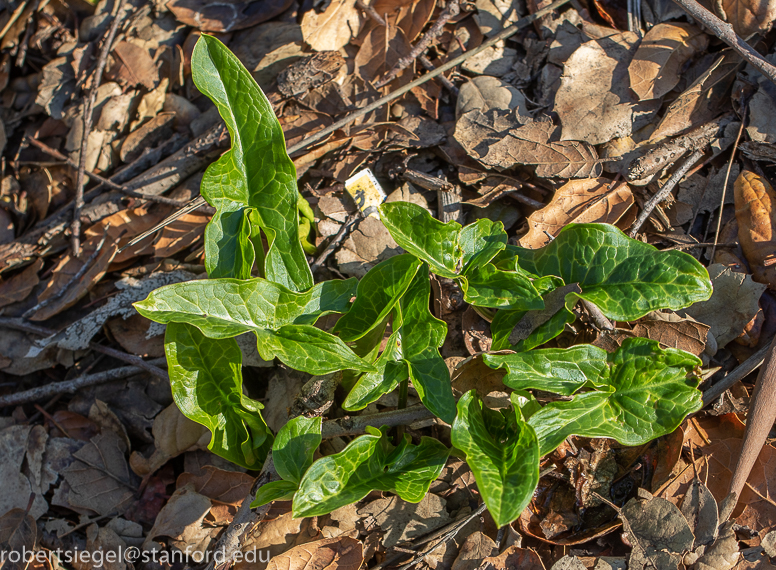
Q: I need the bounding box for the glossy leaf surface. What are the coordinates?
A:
[460,218,507,273]
[343,329,408,411]
[165,323,271,469]
[333,254,422,342]
[459,263,544,310]
[273,416,322,484]
[193,34,312,291]
[293,427,449,517]
[379,202,462,278]
[135,277,356,338]
[514,224,712,320]
[528,337,702,455]
[451,391,539,528]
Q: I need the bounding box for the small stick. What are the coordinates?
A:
[356,0,387,26]
[0,359,167,407]
[0,0,29,42]
[22,224,112,319]
[702,340,772,407]
[376,0,461,88]
[580,299,614,331]
[629,149,705,237]
[321,404,436,439]
[71,0,126,257]
[310,216,359,273]
[418,54,459,95]
[26,137,187,206]
[710,104,746,262]
[89,344,169,381]
[118,195,208,252]
[664,241,738,250]
[728,335,776,514]
[671,0,776,88]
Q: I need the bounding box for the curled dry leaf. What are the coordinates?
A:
[454,111,602,178]
[628,23,708,101]
[266,536,363,570]
[734,170,776,288]
[302,0,362,52]
[519,178,634,248]
[554,33,661,145]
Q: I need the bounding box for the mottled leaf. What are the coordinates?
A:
[451,391,539,528]
[343,329,408,411]
[459,263,544,310]
[379,202,462,278]
[165,323,272,469]
[293,427,449,517]
[460,218,507,273]
[193,35,312,291]
[528,337,702,455]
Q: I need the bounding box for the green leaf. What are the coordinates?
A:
[483,345,610,396]
[251,480,298,508]
[205,207,254,280]
[379,202,462,278]
[399,268,457,423]
[343,329,408,411]
[513,224,712,321]
[293,427,449,517]
[458,263,544,310]
[460,218,507,273]
[528,337,703,455]
[192,34,312,292]
[165,323,271,469]
[273,416,322,484]
[451,391,539,528]
[259,325,375,374]
[333,254,422,342]
[134,277,357,338]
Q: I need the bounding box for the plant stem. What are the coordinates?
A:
[396,378,410,441]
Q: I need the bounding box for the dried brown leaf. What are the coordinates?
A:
[0,509,36,570]
[650,50,741,142]
[176,465,253,505]
[168,0,293,32]
[267,536,363,570]
[628,23,708,101]
[454,110,602,178]
[477,545,544,570]
[107,42,159,90]
[0,258,42,309]
[62,431,135,516]
[631,313,709,356]
[302,0,362,52]
[519,178,634,248]
[452,532,498,570]
[735,170,776,287]
[451,353,507,396]
[354,22,412,83]
[143,485,216,556]
[719,0,776,39]
[374,0,437,42]
[106,313,165,358]
[554,33,661,145]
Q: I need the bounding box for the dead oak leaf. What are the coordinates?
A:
[719,0,776,39]
[0,258,42,309]
[176,465,253,505]
[554,32,661,145]
[631,312,709,356]
[168,0,293,32]
[107,42,159,90]
[735,170,776,288]
[519,178,634,248]
[628,22,708,101]
[454,110,602,178]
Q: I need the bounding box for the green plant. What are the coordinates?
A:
[135,35,713,528]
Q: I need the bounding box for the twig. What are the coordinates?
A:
[629,149,705,237]
[375,0,461,89]
[26,137,187,207]
[664,241,738,250]
[356,0,386,26]
[310,217,359,273]
[418,54,459,95]
[702,340,772,407]
[0,359,167,407]
[22,224,112,319]
[728,335,776,515]
[671,0,776,88]
[710,104,747,262]
[395,503,488,570]
[0,0,29,42]
[321,404,437,439]
[580,299,614,331]
[89,344,169,381]
[71,0,126,257]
